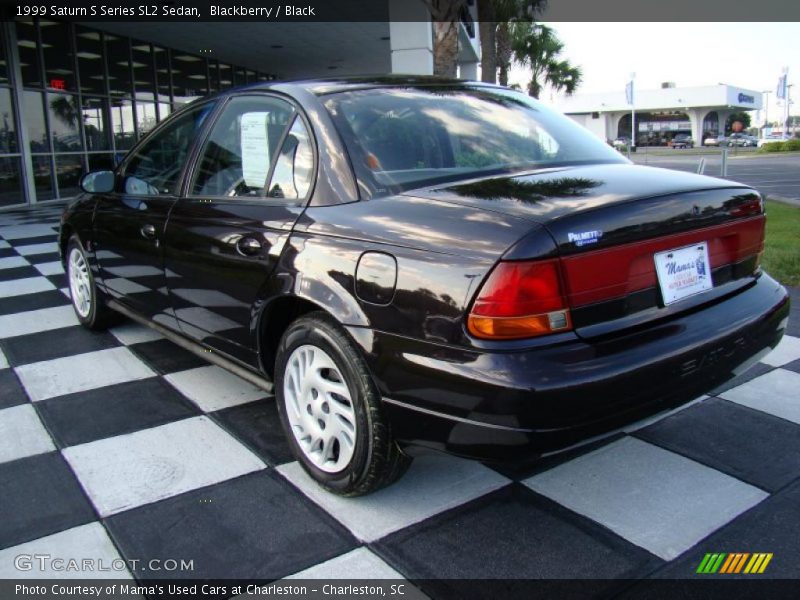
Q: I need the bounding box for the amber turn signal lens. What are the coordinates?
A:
[467,309,572,340]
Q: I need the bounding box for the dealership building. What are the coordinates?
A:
[0,0,479,207]
[559,83,763,146]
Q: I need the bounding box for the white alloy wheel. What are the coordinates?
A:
[68,247,92,318]
[283,344,357,473]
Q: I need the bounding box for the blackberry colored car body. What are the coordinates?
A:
[61,77,790,495]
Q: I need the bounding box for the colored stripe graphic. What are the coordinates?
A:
[698,552,773,574]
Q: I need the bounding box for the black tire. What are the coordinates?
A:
[66,235,117,330]
[274,311,411,496]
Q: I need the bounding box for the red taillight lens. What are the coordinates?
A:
[467,259,572,340]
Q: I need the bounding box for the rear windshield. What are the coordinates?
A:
[323,86,626,197]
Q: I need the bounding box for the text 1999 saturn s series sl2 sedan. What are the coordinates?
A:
[60,77,790,495]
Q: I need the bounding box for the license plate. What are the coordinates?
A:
[654,242,713,305]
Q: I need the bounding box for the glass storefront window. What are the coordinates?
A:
[131,40,156,101]
[154,46,171,103]
[158,102,171,122]
[105,34,132,96]
[47,92,83,151]
[54,154,83,197]
[76,27,106,95]
[31,155,55,200]
[22,90,48,153]
[218,64,233,89]
[0,26,9,84]
[136,101,157,137]
[0,88,18,154]
[233,67,246,86]
[208,61,219,93]
[172,53,208,104]
[82,97,109,151]
[0,157,23,207]
[110,97,135,150]
[40,20,76,92]
[16,19,42,88]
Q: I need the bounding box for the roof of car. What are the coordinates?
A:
[218,75,501,97]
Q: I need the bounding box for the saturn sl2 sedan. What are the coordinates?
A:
[61,77,790,496]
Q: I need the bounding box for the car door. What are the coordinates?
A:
[92,101,217,325]
[164,94,314,367]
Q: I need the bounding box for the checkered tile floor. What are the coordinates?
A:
[1,203,799,591]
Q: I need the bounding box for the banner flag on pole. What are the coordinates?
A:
[625,80,634,105]
[777,72,787,100]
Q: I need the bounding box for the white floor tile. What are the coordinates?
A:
[0,276,55,298]
[286,548,406,579]
[0,240,8,249]
[0,256,29,269]
[0,347,6,369]
[761,335,800,368]
[109,321,163,345]
[0,523,133,579]
[524,437,767,560]
[721,368,800,424]
[0,404,55,463]
[278,456,510,543]
[0,305,77,339]
[0,224,58,240]
[33,260,65,276]
[15,241,59,256]
[15,347,155,401]
[63,416,266,517]
[165,365,267,412]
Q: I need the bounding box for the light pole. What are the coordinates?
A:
[786,84,794,138]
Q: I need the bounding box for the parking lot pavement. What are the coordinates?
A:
[630,151,800,202]
[0,204,799,591]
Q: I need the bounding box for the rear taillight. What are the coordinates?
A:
[467,259,572,340]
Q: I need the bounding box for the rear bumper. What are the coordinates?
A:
[362,273,790,462]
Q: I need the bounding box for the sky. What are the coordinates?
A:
[507,22,800,121]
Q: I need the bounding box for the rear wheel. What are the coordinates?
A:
[274,312,411,496]
[67,236,117,330]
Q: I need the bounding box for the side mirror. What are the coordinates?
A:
[80,170,115,194]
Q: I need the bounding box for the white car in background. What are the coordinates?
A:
[757,133,784,148]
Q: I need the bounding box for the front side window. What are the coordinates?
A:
[123,102,214,195]
[190,96,296,198]
[324,86,626,197]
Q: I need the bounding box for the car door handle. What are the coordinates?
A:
[140,224,156,239]
[236,236,262,256]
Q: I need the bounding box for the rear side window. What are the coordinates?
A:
[123,102,214,196]
[190,96,297,198]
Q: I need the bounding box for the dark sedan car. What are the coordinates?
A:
[61,77,790,496]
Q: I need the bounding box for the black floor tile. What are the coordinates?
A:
[0,266,39,281]
[783,358,800,375]
[0,248,17,258]
[46,273,67,288]
[375,485,661,598]
[0,369,28,408]
[635,398,800,493]
[10,234,58,247]
[0,325,119,367]
[710,362,774,396]
[127,339,206,375]
[26,252,61,265]
[0,452,96,549]
[105,470,357,580]
[0,289,69,315]
[37,377,201,448]
[652,479,800,579]
[211,399,293,466]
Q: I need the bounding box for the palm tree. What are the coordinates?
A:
[510,22,582,98]
[421,0,468,77]
[477,0,547,84]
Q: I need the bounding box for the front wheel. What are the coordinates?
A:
[274,312,411,496]
[66,236,117,330]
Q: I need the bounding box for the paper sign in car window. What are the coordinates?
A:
[240,112,271,188]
